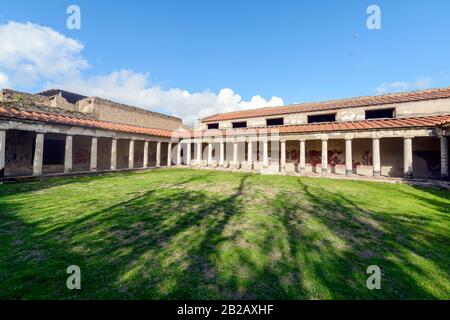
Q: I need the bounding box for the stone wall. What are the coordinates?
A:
[77,97,183,131]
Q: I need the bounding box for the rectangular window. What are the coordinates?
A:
[232,121,247,128]
[207,123,219,129]
[365,108,395,119]
[307,113,336,123]
[266,117,284,126]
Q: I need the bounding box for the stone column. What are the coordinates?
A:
[129,139,135,169]
[345,138,352,176]
[64,134,73,173]
[280,140,286,171]
[440,136,448,180]
[33,132,45,176]
[0,130,6,177]
[156,141,161,167]
[143,141,149,168]
[176,143,182,166]
[372,138,381,177]
[167,142,172,167]
[247,139,253,169]
[196,141,202,166]
[111,138,117,170]
[321,138,328,174]
[263,139,268,168]
[299,139,306,173]
[403,137,413,179]
[186,142,191,166]
[233,140,238,168]
[90,137,98,172]
[219,141,225,167]
[207,143,213,166]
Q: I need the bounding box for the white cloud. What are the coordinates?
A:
[0,21,283,127]
[375,77,433,95]
[0,72,9,88]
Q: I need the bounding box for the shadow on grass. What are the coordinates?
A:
[0,170,449,299]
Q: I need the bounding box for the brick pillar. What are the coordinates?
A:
[345,138,353,176]
[33,132,45,176]
[64,134,73,173]
[143,141,149,168]
[321,138,328,175]
[219,141,225,167]
[440,136,449,180]
[156,141,161,167]
[280,140,286,171]
[167,142,172,167]
[233,140,238,168]
[176,143,182,166]
[263,139,268,168]
[196,141,202,167]
[90,137,98,172]
[186,142,191,166]
[111,138,117,170]
[372,138,381,177]
[129,139,135,169]
[247,139,253,169]
[0,130,6,178]
[207,143,212,166]
[404,137,413,179]
[299,139,306,173]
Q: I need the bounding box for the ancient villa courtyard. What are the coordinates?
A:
[0,168,449,299]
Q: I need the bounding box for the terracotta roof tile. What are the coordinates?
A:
[202,87,450,122]
[0,106,173,138]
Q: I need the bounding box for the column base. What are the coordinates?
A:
[441,174,449,181]
[90,168,97,172]
[345,169,353,176]
[321,168,328,175]
[404,173,413,179]
[373,171,381,177]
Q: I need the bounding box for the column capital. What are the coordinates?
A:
[299,138,306,142]
[403,135,415,140]
[344,133,355,141]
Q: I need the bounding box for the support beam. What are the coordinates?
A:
[167,142,172,167]
[299,139,306,173]
[280,140,286,171]
[176,143,182,166]
[345,138,353,176]
[186,142,191,166]
[64,134,73,173]
[403,137,413,179]
[372,138,381,177]
[129,139,135,169]
[0,130,5,178]
[207,143,212,166]
[111,138,117,170]
[90,137,98,172]
[33,132,44,176]
[156,141,161,167]
[440,135,448,180]
[143,141,149,168]
[247,139,253,169]
[263,139,268,168]
[219,141,225,167]
[321,138,328,175]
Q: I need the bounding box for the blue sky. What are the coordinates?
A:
[0,0,449,125]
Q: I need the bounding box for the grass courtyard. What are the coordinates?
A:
[0,168,449,299]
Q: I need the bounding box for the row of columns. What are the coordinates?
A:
[177,135,449,180]
[3,132,165,176]
[0,129,448,180]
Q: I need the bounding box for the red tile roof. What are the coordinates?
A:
[175,114,450,138]
[0,106,173,138]
[202,87,450,122]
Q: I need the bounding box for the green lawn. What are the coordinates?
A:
[0,168,449,299]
